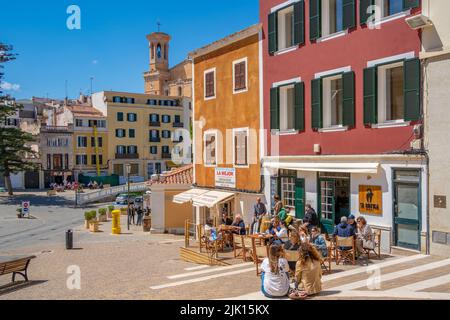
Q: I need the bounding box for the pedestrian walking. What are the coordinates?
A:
[136,208,144,226]
[251,197,267,234]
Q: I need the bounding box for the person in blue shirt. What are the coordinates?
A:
[231,214,246,235]
[333,216,355,250]
[310,227,328,258]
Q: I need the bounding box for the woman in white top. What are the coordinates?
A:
[274,221,289,245]
[261,245,291,298]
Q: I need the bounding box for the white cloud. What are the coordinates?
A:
[0,81,21,91]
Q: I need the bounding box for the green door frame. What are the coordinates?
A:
[392,169,422,251]
[318,177,336,235]
[295,178,306,219]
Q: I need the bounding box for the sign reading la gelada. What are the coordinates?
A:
[359,185,382,215]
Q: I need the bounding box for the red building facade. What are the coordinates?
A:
[260,0,428,253]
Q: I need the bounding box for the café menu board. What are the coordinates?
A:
[359,185,383,215]
[215,168,236,188]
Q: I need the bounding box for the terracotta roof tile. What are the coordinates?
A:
[148,164,193,185]
[67,105,105,118]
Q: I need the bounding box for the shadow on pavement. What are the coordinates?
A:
[0,280,48,297]
[0,192,74,207]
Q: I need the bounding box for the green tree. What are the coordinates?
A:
[0,43,37,195]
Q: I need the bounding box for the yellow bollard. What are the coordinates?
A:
[112,210,121,235]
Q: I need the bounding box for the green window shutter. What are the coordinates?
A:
[311,78,323,130]
[404,58,421,122]
[294,82,305,131]
[363,67,378,125]
[342,0,356,30]
[295,179,305,220]
[268,12,278,55]
[343,71,355,128]
[310,0,321,41]
[117,112,123,121]
[270,87,280,130]
[403,0,420,10]
[360,0,374,25]
[293,1,305,46]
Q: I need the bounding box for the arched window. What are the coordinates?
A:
[178,86,183,97]
[157,44,162,59]
[151,43,154,59]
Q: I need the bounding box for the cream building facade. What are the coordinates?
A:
[421,0,450,257]
[92,91,191,184]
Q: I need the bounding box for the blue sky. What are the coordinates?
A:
[0,0,259,100]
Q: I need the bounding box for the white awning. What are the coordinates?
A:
[173,189,209,204]
[263,161,379,174]
[192,190,236,208]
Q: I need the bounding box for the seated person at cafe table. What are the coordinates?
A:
[284,231,300,270]
[298,225,310,243]
[278,207,293,227]
[333,216,355,250]
[290,242,323,300]
[260,245,291,298]
[204,218,221,242]
[231,214,246,235]
[221,211,233,226]
[274,220,289,245]
[310,227,328,258]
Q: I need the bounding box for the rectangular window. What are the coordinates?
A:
[129,129,136,138]
[162,115,171,123]
[233,59,247,92]
[322,0,344,36]
[91,155,97,165]
[47,154,51,170]
[114,164,124,176]
[113,96,121,103]
[127,113,137,122]
[76,155,88,165]
[279,85,296,131]
[382,0,403,17]
[174,115,181,123]
[162,130,171,139]
[204,69,216,99]
[278,5,295,50]
[64,154,69,169]
[233,129,248,167]
[323,74,344,127]
[117,112,124,122]
[150,146,158,155]
[97,137,103,148]
[77,136,87,148]
[162,146,170,154]
[115,129,126,138]
[116,145,126,154]
[378,62,405,122]
[150,114,159,123]
[75,119,84,127]
[204,132,217,166]
[150,130,159,139]
[281,176,296,211]
[130,164,139,175]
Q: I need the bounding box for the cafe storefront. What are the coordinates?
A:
[262,154,428,254]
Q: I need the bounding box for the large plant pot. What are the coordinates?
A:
[89,221,99,233]
[143,216,152,232]
[98,215,107,223]
[85,220,90,229]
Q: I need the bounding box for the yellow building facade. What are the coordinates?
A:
[92,91,191,183]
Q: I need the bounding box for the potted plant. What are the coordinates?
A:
[84,211,96,229]
[89,219,99,233]
[16,207,23,219]
[107,205,115,219]
[98,208,107,222]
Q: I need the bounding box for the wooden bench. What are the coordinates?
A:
[0,255,36,283]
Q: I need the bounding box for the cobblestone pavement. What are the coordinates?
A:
[1,209,449,300]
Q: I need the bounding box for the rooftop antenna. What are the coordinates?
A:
[90,77,94,95]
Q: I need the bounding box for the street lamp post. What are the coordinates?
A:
[125,164,131,231]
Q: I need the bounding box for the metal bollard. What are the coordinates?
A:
[66,229,73,250]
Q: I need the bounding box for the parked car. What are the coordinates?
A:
[115,194,135,206]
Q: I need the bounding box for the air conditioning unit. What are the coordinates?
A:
[405,14,433,30]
